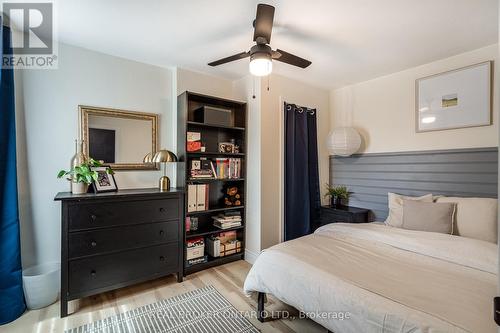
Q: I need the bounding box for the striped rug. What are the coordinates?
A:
[65,285,259,333]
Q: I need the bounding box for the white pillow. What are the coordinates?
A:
[385,193,434,228]
[435,197,498,243]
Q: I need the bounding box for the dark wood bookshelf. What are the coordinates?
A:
[177,91,247,276]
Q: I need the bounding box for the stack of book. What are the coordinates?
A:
[212,211,242,229]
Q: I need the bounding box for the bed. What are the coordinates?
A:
[243,222,497,333]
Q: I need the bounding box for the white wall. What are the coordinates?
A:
[176,67,234,99]
[330,44,499,153]
[260,74,330,249]
[232,76,262,263]
[16,43,174,266]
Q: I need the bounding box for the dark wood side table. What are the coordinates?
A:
[318,205,370,228]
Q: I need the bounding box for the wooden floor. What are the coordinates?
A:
[1,260,326,333]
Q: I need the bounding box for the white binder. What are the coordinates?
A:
[187,184,197,212]
[196,184,207,211]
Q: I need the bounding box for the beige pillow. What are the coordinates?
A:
[435,197,498,243]
[402,200,455,234]
[385,193,433,228]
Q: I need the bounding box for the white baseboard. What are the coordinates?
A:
[244,249,259,265]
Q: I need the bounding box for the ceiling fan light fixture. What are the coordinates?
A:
[249,53,272,76]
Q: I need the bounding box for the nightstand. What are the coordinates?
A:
[318,205,370,228]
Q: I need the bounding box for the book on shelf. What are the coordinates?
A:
[190,158,215,179]
[213,221,242,229]
[186,255,208,267]
[214,158,242,179]
[212,212,242,229]
[187,184,209,212]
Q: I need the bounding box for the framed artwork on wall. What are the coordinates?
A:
[415,61,492,133]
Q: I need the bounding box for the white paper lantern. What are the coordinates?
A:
[327,127,362,156]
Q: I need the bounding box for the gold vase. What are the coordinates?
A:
[70,140,87,194]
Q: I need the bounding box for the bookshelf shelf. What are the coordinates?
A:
[187,178,245,183]
[185,253,244,275]
[187,205,244,216]
[178,91,247,276]
[186,225,244,238]
[187,151,245,157]
[187,121,245,131]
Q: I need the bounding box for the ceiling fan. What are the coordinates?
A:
[208,3,312,76]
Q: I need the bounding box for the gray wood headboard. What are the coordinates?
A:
[330,147,498,221]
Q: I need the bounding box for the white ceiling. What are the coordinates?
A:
[6,0,499,89]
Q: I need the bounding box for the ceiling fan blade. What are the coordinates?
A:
[273,49,312,68]
[253,4,275,44]
[208,52,250,66]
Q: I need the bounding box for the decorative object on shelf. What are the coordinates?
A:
[194,106,232,126]
[324,184,350,207]
[416,61,492,132]
[224,186,242,207]
[69,139,87,194]
[90,166,118,193]
[57,157,114,194]
[190,217,199,231]
[149,149,178,191]
[218,142,235,153]
[187,131,202,152]
[327,127,362,157]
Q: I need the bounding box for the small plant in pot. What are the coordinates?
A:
[325,184,350,207]
[57,158,113,194]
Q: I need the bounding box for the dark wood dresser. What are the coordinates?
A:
[54,188,184,317]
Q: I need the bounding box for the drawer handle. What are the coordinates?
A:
[91,241,97,247]
[159,230,164,236]
[90,270,97,277]
[159,256,165,261]
[90,214,97,222]
[159,207,165,213]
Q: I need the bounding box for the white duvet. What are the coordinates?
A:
[243,223,497,333]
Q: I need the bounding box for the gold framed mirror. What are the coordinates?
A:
[79,105,159,170]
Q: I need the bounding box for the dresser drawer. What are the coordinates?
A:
[68,243,178,296]
[68,220,179,259]
[68,198,179,231]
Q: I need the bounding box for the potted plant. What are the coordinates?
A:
[57,158,113,194]
[325,184,350,207]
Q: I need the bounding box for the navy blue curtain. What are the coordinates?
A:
[284,102,321,241]
[0,23,26,324]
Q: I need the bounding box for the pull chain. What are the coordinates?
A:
[267,75,270,91]
[252,76,256,99]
